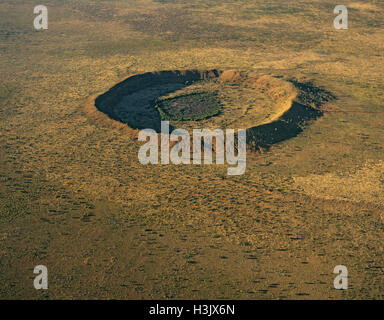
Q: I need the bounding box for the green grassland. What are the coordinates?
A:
[1,0,384,299]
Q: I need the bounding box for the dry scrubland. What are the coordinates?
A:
[1,0,384,299]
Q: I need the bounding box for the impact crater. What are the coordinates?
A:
[84,69,334,150]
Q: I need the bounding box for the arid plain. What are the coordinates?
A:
[1,0,384,299]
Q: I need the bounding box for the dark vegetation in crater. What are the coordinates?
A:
[155,92,222,121]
